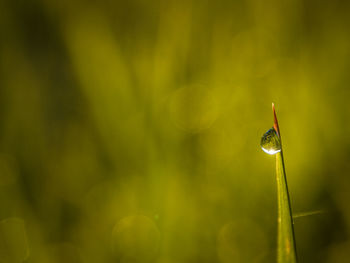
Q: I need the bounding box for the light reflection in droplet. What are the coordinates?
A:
[260,128,281,155]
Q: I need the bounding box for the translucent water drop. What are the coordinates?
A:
[260,128,281,155]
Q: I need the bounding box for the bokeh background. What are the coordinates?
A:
[0,0,350,262]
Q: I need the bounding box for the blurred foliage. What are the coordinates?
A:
[0,0,350,262]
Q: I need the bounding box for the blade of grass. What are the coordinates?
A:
[273,103,298,263]
[293,210,326,219]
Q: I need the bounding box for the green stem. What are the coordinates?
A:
[276,150,298,263]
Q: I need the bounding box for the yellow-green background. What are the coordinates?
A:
[0,0,349,262]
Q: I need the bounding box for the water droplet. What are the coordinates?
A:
[260,128,281,155]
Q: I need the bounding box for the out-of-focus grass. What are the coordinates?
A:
[0,0,350,262]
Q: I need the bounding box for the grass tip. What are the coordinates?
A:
[272,103,280,137]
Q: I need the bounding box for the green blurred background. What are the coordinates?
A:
[0,0,350,262]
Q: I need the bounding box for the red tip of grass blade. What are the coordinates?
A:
[272,103,280,137]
